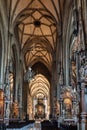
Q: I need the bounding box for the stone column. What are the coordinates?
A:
[50,80,54,118]
[33,98,37,118]
[79,60,87,130]
[18,86,23,120]
[44,98,47,118]
[59,98,63,116]
[18,61,23,120]
[4,66,10,125]
[80,82,87,130]
[58,98,63,128]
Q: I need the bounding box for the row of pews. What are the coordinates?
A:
[0,120,35,130]
[41,120,77,130]
[6,120,35,129]
[41,120,59,130]
[0,123,6,130]
[0,119,77,130]
[60,123,77,130]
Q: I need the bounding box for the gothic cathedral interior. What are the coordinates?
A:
[0,0,87,130]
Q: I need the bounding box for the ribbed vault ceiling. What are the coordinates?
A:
[9,0,65,70]
[8,0,65,99]
[29,74,50,98]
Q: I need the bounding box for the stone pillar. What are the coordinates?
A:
[80,82,87,130]
[18,62,23,120]
[4,66,10,125]
[44,98,47,118]
[79,59,87,130]
[18,87,23,120]
[33,98,37,118]
[59,98,63,116]
[50,82,54,118]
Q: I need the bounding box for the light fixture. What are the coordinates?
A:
[24,67,35,82]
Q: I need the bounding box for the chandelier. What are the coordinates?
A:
[24,67,35,82]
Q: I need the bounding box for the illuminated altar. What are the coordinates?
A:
[12,102,19,118]
[35,99,45,119]
[58,86,79,125]
[0,89,4,122]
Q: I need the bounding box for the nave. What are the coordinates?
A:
[0,0,87,130]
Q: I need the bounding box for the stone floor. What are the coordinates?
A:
[29,121,41,130]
